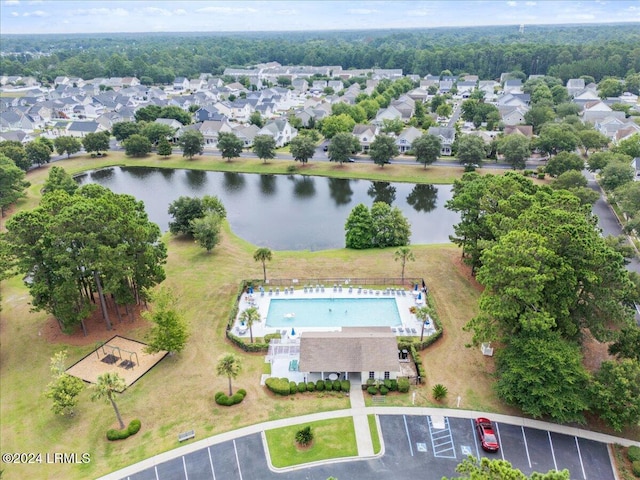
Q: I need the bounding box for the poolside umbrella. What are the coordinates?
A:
[417,292,422,300]
[249,286,254,294]
[414,284,418,291]
[291,327,296,336]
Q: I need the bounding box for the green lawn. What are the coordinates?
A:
[368,414,381,454]
[265,417,357,468]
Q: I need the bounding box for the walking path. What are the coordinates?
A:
[349,378,375,457]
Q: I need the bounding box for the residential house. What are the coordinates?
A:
[197,119,234,147]
[298,328,402,382]
[352,124,378,153]
[582,101,625,124]
[155,118,184,142]
[566,78,586,98]
[427,126,456,156]
[228,99,253,123]
[503,79,523,94]
[396,126,423,153]
[232,124,260,148]
[0,130,31,143]
[503,125,534,138]
[66,121,105,138]
[257,119,297,147]
[173,77,190,91]
[498,106,528,126]
[327,80,344,93]
[456,81,477,98]
[373,105,403,126]
[195,106,226,123]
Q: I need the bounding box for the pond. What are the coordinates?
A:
[75,167,460,251]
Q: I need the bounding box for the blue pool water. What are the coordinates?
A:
[265,298,402,328]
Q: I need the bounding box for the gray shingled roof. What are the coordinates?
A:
[298,327,401,373]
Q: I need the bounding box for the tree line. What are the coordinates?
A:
[2,24,639,84]
[447,171,640,431]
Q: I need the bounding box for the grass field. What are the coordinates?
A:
[0,153,636,480]
[265,417,357,468]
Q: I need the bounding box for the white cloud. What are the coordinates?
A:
[174,9,187,16]
[138,7,172,17]
[275,9,297,15]
[525,1,536,5]
[10,10,18,15]
[507,1,517,6]
[195,6,258,14]
[71,7,129,17]
[407,8,431,16]
[23,9,47,17]
[4,0,20,5]
[27,0,43,4]
[347,9,379,15]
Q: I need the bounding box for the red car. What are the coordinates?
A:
[475,417,499,452]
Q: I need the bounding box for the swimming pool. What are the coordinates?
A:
[265,297,402,328]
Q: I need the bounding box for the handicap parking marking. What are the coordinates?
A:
[416,442,428,453]
[461,445,472,456]
[427,415,456,459]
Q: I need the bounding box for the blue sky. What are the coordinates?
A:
[1,0,639,34]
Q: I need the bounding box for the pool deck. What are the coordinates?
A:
[234,286,436,340]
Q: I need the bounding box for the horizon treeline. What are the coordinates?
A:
[1,23,639,84]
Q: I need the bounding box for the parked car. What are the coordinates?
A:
[475,417,499,452]
[347,157,355,163]
[323,144,328,151]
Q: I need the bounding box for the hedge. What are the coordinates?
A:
[397,378,410,393]
[632,460,640,477]
[315,379,325,391]
[629,445,640,462]
[265,377,290,396]
[368,386,379,395]
[106,419,142,441]
[340,380,350,392]
[214,389,247,406]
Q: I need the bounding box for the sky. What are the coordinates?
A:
[1,0,639,35]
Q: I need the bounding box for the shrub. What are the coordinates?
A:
[383,379,392,390]
[286,165,298,173]
[297,382,307,393]
[306,381,315,392]
[380,385,389,395]
[237,389,247,398]
[295,425,313,446]
[340,380,350,392]
[432,383,448,401]
[230,393,244,404]
[265,377,290,396]
[263,333,281,343]
[332,380,342,391]
[128,419,141,435]
[629,445,640,462]
[632,460,640,477]
[215,391,225,402]
[289,381,298,394]
[397,378,410,393]
[106,419,142,441]
[315,380,325,391]
[215,390,246,406]
[389,379,398,391]
[368,386,379,395]
[366,378,376,386]
[537,172,546,179]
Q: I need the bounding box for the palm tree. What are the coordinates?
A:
[415,305,432,342]
[394,246,415,284]
[91,372,126,430]
[239,306,261,343]
[253,247,272,282]
[216,353,242,396]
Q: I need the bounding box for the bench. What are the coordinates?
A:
[178,430,195,442]
[371,396,386,404]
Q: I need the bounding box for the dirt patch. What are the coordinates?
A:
[42,303,151,347]
[65,335,167,389]
[581,330,614,373]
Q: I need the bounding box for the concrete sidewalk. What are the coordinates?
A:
[98,401,640,480]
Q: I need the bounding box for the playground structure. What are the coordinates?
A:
[66,335,167,389]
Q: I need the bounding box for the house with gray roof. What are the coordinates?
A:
[257,119,297,147]
[298,327,401,381]
[428,126,456,155]
[396,126,423,153]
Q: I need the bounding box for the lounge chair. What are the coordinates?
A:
[268,288,273,296]
[349,287,353,293]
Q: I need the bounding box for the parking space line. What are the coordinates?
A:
[403,415,414,456]
[470,419,481,460]
[427,416,456,459]
[494,422,505,461]
[233,439,243,480]
[207,446,216,480]
[575,437,587,479]
[182,456,189,480]
[154,465,159,480]
[521,426,532,468]
[547,431,558,471]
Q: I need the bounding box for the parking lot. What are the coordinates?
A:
[116,414,615,480]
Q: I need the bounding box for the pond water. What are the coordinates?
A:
[75,167,460,251]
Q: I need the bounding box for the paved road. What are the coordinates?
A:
[100,407,636,480]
